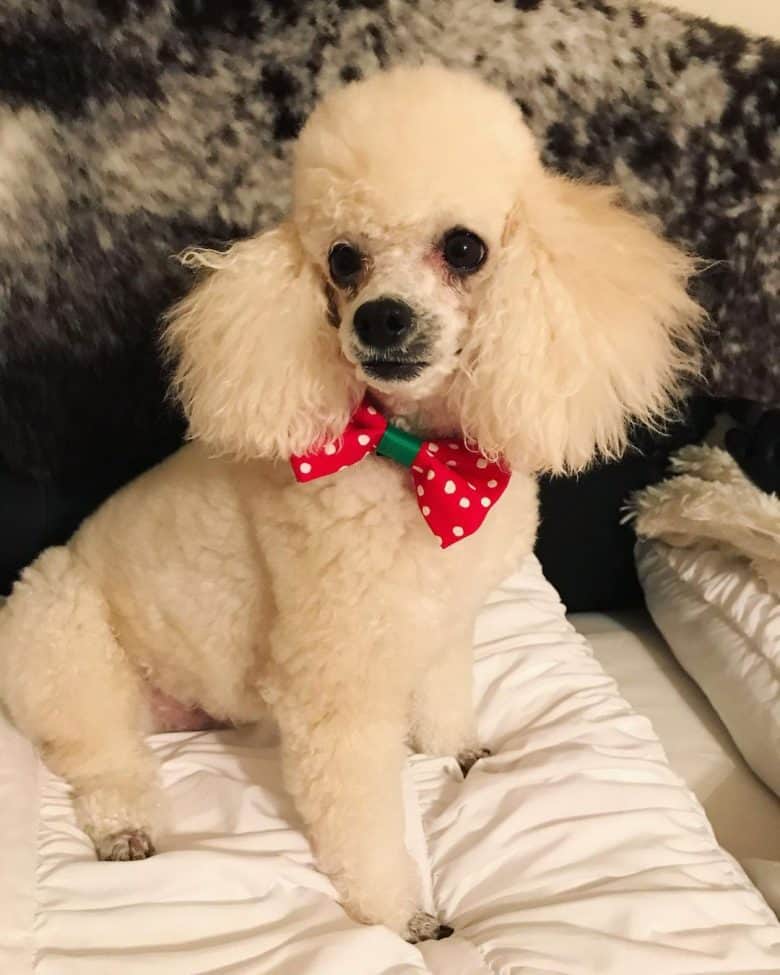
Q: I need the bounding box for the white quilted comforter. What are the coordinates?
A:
[1,557,779,974]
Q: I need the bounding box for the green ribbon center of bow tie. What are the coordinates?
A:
[376,424,422,468]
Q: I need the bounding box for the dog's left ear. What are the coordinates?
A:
[452,176,704,474]
[165,223,360,460]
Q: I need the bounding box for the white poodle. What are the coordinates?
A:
[0,66,702,942]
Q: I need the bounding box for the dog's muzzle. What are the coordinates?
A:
[353,297,428,382]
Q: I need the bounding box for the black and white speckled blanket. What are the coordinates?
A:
[0,0,777,481]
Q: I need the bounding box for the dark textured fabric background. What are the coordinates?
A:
[0,0,777,605]
[0,0,777,485]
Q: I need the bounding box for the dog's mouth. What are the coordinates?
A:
[360,359,430,382]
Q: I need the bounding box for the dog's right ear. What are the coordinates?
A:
[452,177,703,475]
[165,223,361,460]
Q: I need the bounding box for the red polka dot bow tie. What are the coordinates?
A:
[291,399,510,548]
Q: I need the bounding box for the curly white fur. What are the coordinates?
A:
[0,65,702,940]
[629,444,780,596]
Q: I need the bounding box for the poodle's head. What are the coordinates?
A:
[166,65,702,473]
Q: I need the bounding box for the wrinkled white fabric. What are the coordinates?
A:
[575,602,780,916]
[638,539,780,800]
[2,557,779,974]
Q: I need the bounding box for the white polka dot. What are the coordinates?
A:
[476,458,488,469]
[366,405,377,414]
[427,470,436,481]
[446,460,457,467]
[422,505,431,516]
[459,497,470,508]
[358,434,370,446]
[467,482,476,491]
[481,497,491,507]
[444,480,456,494]
[487,479,498,488]
[339,465,348,472]
[452,526,464,537]
[299,462,312,474]
[428,443,439,453]
[417,485,425,497]
[324,443,337,455]
[448,443,459,450]
[412,465,423,473]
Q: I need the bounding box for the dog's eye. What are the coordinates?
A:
[441,228,487,274]
[328,242,363,287]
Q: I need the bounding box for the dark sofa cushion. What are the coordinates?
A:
[535,396,720,612]
[0,470,48,595]
[0,468,118,595]
[725,403,780,496]
[0,429,181,596]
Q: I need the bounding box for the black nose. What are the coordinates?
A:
[353,298,414,350]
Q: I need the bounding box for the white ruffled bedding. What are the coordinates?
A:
[2,556,779,974]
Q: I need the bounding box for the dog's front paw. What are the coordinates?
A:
[457,746,491,776]
[95,829,155,862]
[405,911,454,944]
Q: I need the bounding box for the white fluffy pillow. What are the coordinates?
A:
[636,539,780,799]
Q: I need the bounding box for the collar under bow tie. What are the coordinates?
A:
[291,399,510,548]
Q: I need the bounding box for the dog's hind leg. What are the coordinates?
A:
[0,546,161,859]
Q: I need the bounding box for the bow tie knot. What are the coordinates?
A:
[291,400,510,548]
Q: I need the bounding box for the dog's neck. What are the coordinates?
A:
[369,387,460,441]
